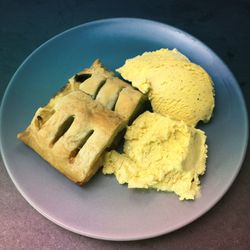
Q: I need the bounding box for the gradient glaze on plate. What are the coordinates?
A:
[0,18,248,240]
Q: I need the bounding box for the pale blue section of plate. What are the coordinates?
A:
[0,18,248,240]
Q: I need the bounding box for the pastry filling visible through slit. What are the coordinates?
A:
[92,79,107,99]
[35,109,55,130]
[74,73,92,83]
[69,129,94,163]
[50,115,75,146]
[111,87,125,111]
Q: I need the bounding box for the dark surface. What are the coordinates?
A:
[0,0,249,249]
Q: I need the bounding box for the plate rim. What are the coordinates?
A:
[0,17,249,241]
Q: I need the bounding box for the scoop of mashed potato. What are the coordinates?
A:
[103,111,207,200]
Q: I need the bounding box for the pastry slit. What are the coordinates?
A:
[35,109,55,130]
[36,115,43,129]
[69,129,94,163]
[93,79,107,99]
[50,115,75,146]
[111,87,126,111]
[74,73,92,83]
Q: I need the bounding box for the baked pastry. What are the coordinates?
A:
[17,91,126,184]
[69,59,146,124]
[17,59,145,184]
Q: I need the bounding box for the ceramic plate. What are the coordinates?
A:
[0,18,248,241]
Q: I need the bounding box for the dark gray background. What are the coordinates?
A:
[0,0,249,249]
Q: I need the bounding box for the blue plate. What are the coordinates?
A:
[0,18,248,241]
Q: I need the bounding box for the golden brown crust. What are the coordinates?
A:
[18,91,126,184]
[17,59,145,185]
[71,59,147,122]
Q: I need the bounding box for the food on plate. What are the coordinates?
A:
[117,48,215,126]
[70,59,146,123]
[17,60,145,184]
[18,91,126,184]
[18,48,215,200]
[103,111,207,200]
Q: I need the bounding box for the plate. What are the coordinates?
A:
[0,18,248,241]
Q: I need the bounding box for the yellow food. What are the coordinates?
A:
[117,48,215,126]
[103,111,207,200]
